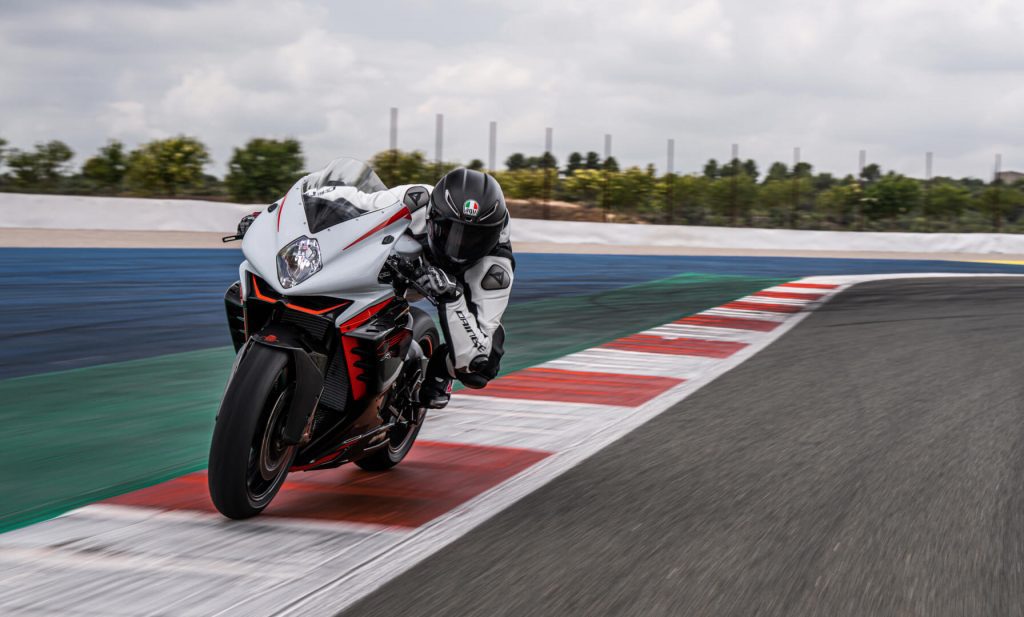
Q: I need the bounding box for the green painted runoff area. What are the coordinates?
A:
[0,272,787,531]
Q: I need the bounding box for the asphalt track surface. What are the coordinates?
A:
[343,277,1024,617]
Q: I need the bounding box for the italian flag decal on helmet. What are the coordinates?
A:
[463,199,480,217]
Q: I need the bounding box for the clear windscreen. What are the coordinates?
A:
[301,157,401,233]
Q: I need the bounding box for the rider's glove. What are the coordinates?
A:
[237,212,259,237]
[416,266,462,302]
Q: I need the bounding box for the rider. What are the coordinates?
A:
[240,167,514,410]
[398,169,514,409]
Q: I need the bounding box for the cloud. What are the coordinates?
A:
[1,0,1022,179]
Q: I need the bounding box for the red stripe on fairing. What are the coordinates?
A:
[603,335,748,358]
[103,441,550,528]
[779,282,839,290]
[276,193,287,231]
[676,314,781,331]
[338,297,393,333]
[341,336,366,400]
[344,206,411,250]
[722,300,803,314]
[459,367,683,407]
[753,290,824,301]
[336,297,395,401]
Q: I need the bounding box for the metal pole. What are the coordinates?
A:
[995,153,1002,182]
[389,107,398,151]
[388,107,399,181]
[791,146,801,228]
[859,149,866,176]
[434,113,444,181]
[925,151,933,181]
[543,127,553,219]
[730,144,739,225]
[666,138,675,224]
[488,121,497,173]
[602,134,612,222]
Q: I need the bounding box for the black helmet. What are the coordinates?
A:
[427,168,508,266]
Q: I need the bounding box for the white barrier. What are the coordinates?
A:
[512,218,1024,255]
[3,192,1024,255]
[0,193,255,233]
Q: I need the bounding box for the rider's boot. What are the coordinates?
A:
[420,346,453,409]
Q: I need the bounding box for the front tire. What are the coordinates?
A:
[208,344,296,519]
[355,311,439,472]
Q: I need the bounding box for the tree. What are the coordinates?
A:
[978,186,1024,231]
[812,172,836,192]
[607,166,656,214]
[719,158,741,177]
[5,140,74,190]
[758,179,794,224]
[708,173,757,225]
[467,158,485,171]
[492,169,546,199]
[925,181,970,220]
[565,152,583,175]
[584,151,601,170]
[370,149,430,186]
[792,162,813,178]
[741,159,759,181]
[539,152,557,169]
[602,156,619,172]
[765,162,788,182]
[864,172,920,220]
[816,182,863,225]
[125,136,210,196]
[0,137,7,168]
[703,158,720,179]
[81,140,128,192]
[860,163,881,183]
[224,138,305,203]
[505,153,527,171]
[562,168,603,204]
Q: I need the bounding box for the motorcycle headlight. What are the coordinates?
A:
[277,236,322,289]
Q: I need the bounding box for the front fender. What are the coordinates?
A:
[249,325,325,445]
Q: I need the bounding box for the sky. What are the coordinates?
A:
[2,0,1023,180]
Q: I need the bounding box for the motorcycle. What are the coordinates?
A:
[208,157,440,519]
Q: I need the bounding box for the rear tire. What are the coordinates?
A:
[208,344,296,519]
[355,311,439,472]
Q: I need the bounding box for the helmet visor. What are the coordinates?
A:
[430,217,503,263]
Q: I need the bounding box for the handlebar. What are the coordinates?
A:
[385,257,438,306]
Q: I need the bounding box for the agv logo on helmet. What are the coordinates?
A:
[463,199,480,218]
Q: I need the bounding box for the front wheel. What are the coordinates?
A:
[208,344,296,519]
[355,311,439,472]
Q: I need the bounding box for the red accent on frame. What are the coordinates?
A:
[286,302,349,316]
[344,206,411,250]
[250,275,278,303]
[250,275,348,315]
[779,282,839,290]
[338,297,393,333]
[458,367,683,407]
[341,335,367,401]
[753,290,823,301]
[103,441,551,529]
[602,334,748,359]
[722,300,803,314]
[276,193,287,231]
[676,314,781,332]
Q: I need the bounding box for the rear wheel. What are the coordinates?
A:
[355,311,439,472]
[208,344,296,519]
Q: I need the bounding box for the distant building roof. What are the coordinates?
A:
[997,170,1024,184]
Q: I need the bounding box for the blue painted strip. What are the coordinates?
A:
[3,247,1023,379]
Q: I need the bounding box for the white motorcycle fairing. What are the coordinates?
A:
[238,171,412,329]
